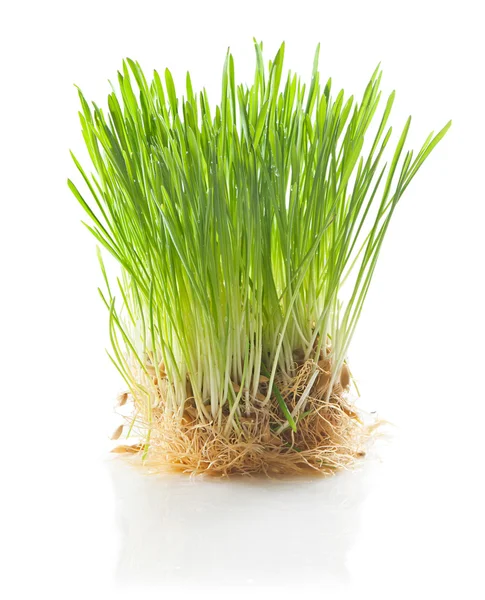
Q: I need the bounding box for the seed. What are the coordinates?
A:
[111,443,142,454]
[117,392,128,406]
[185,405,197,419]
[318,358,331,372]
[182,410,195,426]
[340,364,350,389]
[315,370,331,394]
[240,415,255,423]
[232,381,265,402]
[110,424,124,440]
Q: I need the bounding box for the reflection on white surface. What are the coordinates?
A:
[108,454,382,589]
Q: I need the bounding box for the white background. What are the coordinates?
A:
[1,1,484,598]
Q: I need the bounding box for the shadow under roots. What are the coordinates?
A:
[108,455,382,588]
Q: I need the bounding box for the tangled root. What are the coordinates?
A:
[113,359,374,476]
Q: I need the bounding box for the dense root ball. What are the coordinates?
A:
[114,359,371,476]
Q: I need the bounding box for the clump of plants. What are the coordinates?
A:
[69,42,450,475]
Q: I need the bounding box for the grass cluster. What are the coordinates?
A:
[69,42,450,471]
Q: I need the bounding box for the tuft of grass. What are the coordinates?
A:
[69,41,450,440]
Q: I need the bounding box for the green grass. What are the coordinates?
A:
[69,41,450,434]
